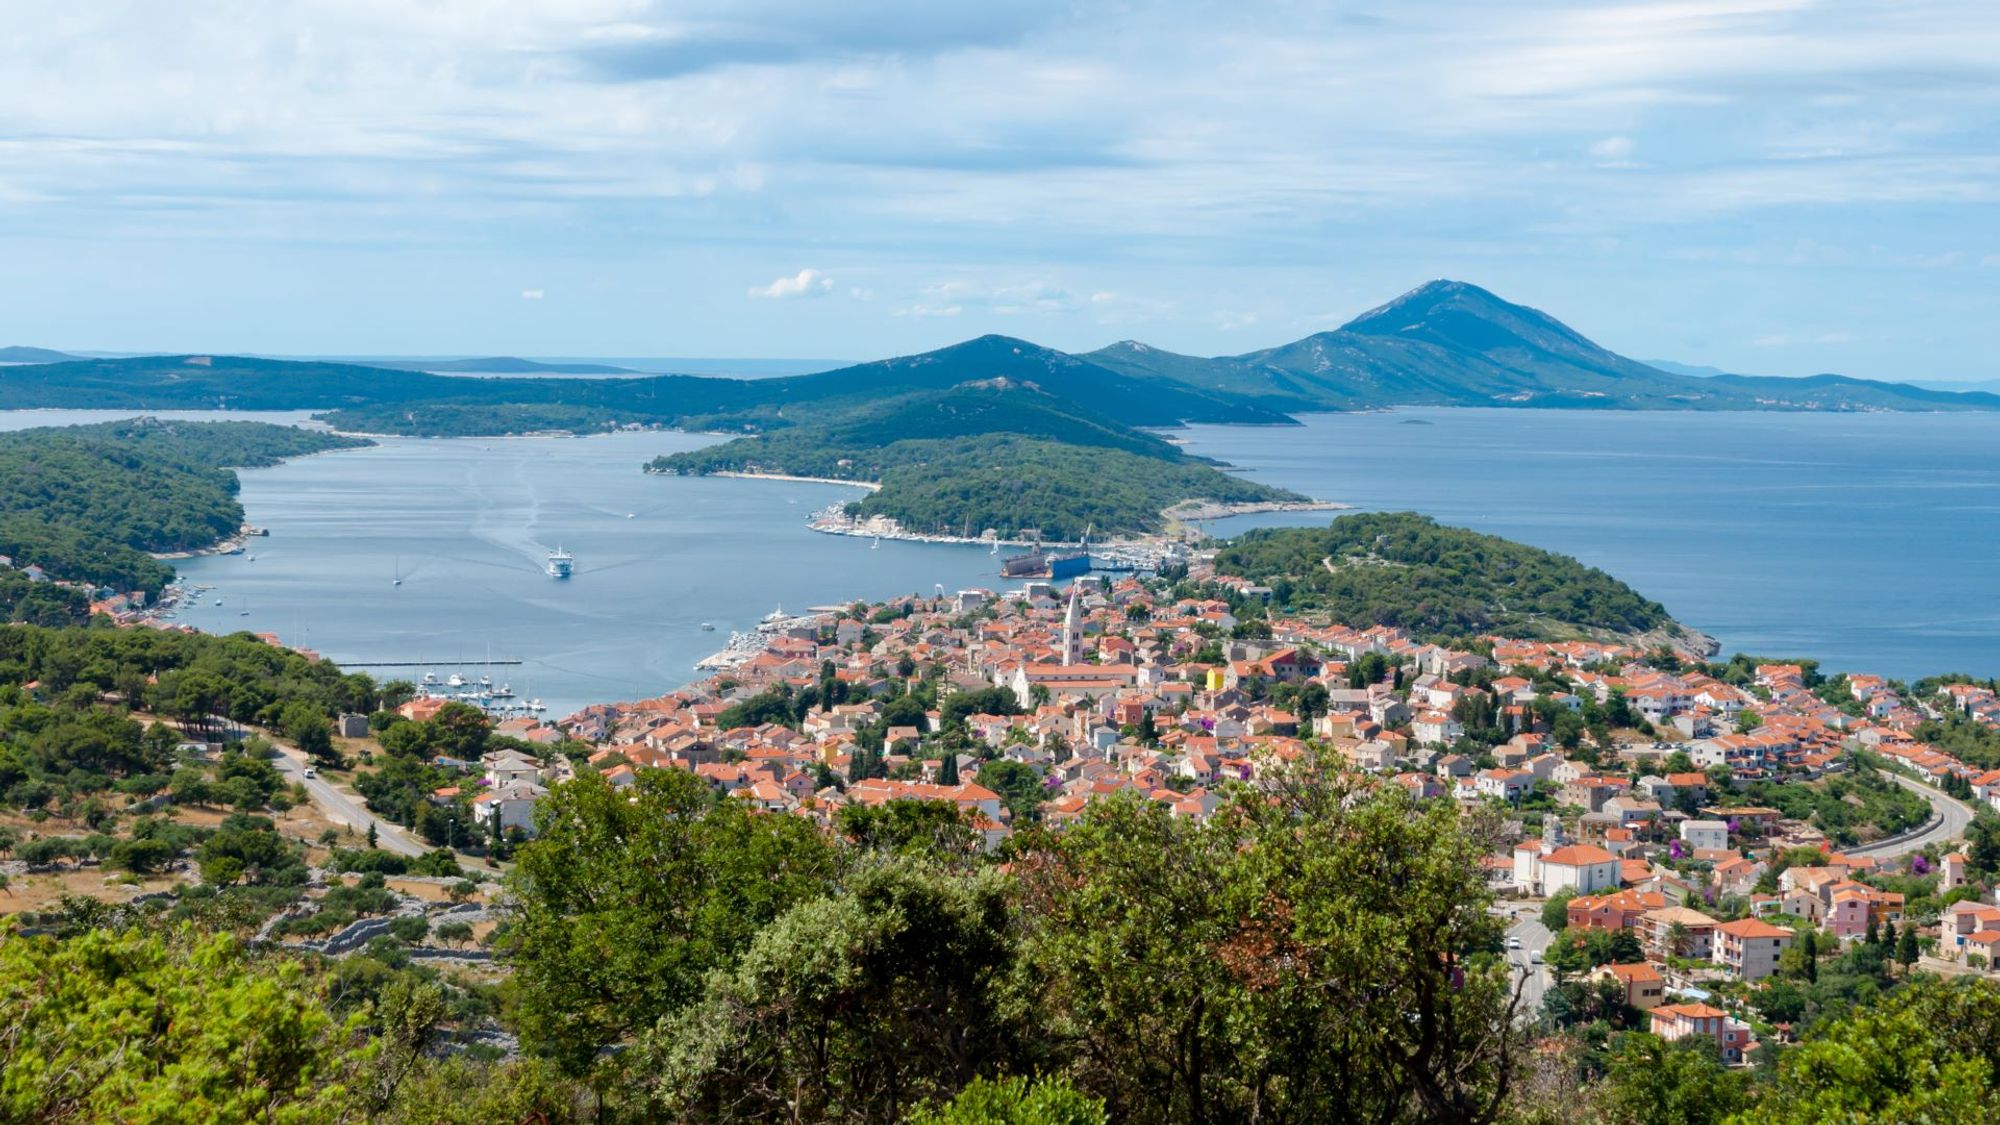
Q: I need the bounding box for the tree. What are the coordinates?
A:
[1594,1034,1747,1125]
[938,751,961,786]
[1011,762,1521,1123]
[1542,891,1575,932]
[1749,976,2000,1122]
[0,925,371,1122]
[1897,923,1920,966]
[638,861,1020,1121]
[281,701,337,765]
[434,921,474,950]
[909,1075,1108,1125]
[505,768,838,1073]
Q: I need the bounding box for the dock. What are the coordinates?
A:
[340,659,524,667]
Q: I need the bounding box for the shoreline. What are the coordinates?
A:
[709,470,882,492]
[1164,498,1352,523]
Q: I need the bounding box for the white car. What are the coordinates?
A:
[302,767,316,779]
[1530,951,1544,965]
[1507,937,1522,949]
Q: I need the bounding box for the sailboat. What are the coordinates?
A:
[871,536,881,550]
[392,556,403,586]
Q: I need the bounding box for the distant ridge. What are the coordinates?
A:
[0,345,79,364]
[1090,280,2000,413]
[6,281,1996,424]
[361,356,640,375]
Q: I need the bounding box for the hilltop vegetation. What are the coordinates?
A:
[1215,511,1677,641]
[0,420,367,596]
[651,382,1298,538]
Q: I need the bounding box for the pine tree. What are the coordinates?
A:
[366,821,378,850]
[1865,916,1879,946]
[1897,923,1919,966]
[938,752,960,786]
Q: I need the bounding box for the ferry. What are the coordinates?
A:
[546,547,574,579]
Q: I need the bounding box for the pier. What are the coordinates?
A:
[340,659,524,667]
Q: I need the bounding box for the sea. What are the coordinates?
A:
[1180,409,2000,683]
[4,406,1996,715]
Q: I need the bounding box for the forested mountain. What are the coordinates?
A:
[1089,280,2000,413]
[651,380,1295,538]
[12,283,1996,432]
[1214,511,1687,643]
[0,419,368,596]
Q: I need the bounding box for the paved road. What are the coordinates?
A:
[1501,910,1555,1016]
[269,743,428,857]
[1847,772,1976,859]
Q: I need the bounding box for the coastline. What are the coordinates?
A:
[1163,498,1352,523]
[151,522,262,561]
[709,470,882,492]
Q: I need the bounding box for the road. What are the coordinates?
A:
[269,743,428,857]
[1847,772,1976,859]
[1501,909,1555,1016]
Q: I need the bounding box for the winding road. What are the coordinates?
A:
[1846,772,1976,859]
[269,742,428,858]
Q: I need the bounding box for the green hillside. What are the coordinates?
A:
[651,381,1295,538]
[0,419,368,596]
[1214,511,1680,641]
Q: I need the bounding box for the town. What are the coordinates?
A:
[351,556,2000,1072]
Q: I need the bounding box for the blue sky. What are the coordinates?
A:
[3,0,1997,379]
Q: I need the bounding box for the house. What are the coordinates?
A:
[473,780,546,836]
[1514,842,1621,896]
[1475,768,1533,804]
[1412,711,1463,746]
[1680,819,1729,853]
[1650,1003,1757,1065]
[1937,901,2000,960]
[1591,961,1666,1010]
[1641,906,1720,961]
[1713,918,1793,981]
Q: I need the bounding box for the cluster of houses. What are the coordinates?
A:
[352,562,2000,1062]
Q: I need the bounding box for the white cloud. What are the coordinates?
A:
[520,288,544,300]
[1589,136,1637,165]
[749,268,835,299]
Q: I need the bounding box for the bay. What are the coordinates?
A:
[145,431,1005,717]
[1176,409,2000,681]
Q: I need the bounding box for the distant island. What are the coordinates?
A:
[7,279,1998,542]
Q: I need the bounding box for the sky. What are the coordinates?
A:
[2,0,1997,379]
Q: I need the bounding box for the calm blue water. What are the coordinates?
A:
[1176,409,2000,680]
[7,406,1996,711]
[130,431,1005,717]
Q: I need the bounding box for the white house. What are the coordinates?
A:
[1680,819,1729,853]
[1514,842,1621,896]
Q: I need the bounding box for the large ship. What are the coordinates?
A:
[1000,528,1091,580]
[546,547,573,579]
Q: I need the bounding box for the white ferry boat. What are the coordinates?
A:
[546,547,574,579]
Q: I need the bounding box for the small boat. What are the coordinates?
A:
[526,698,545,712]
[626,513,636,519]
[213,598,223,606]
[447,673,466,688]
[492,683,514,699]
[392,556,402,586]
[546,547,573,579]
[763,605,787,624]
[700,622,716,632]
[421,672,439,685]
[871,536,881,550]
[246,553,256,561]
[238,610,249,617]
